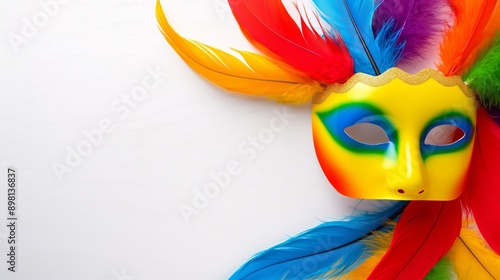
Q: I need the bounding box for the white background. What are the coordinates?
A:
[0,0,366,279]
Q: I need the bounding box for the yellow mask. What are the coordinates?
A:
[312,68,477,200]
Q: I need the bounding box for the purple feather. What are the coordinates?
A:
[373,0,446,63]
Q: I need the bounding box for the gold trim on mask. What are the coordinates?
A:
[313,68,475,104]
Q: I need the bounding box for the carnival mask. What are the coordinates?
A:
[312,68,477,200]
[158,0,500,278]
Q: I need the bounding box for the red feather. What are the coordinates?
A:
[228,0,353,84]
[368,200,462,279]
[462,108,500,254]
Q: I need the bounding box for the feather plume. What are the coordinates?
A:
[480,2,500,42]
[343,224,454,279]
[312,0,404,75]
[373,0,446,64]
[343,225,395,279]
[368,200,462,279]
[437,0,497,76]
[461,109,500,254]
[156,0,323,104]
[228,0,353,84]
[229,202,406,280]
[424,258,455,280]
[463,35,500,108]
[462,2,500,72]
[374,20,405,71]
[447,227,500,279]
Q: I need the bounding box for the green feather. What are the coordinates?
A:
[464,35,500,108]
[424,257,454,280]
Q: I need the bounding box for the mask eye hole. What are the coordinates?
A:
[424,124,465,146]
[344,123,390,145]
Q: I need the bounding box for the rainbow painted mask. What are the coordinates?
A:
[312,68,477,200]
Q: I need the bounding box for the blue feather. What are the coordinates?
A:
[376,19,405,72]
[229,201,407,280]
[312,0,403,75]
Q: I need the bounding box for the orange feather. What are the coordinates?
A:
[438,0,497,76]
[156,0,324,104]
[462,2,500,71]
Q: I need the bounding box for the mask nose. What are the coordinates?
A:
[389,140,428,197]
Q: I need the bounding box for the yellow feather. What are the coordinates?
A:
[341,228,394,280]
[156,0,324,104]
[447,227,500,279]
